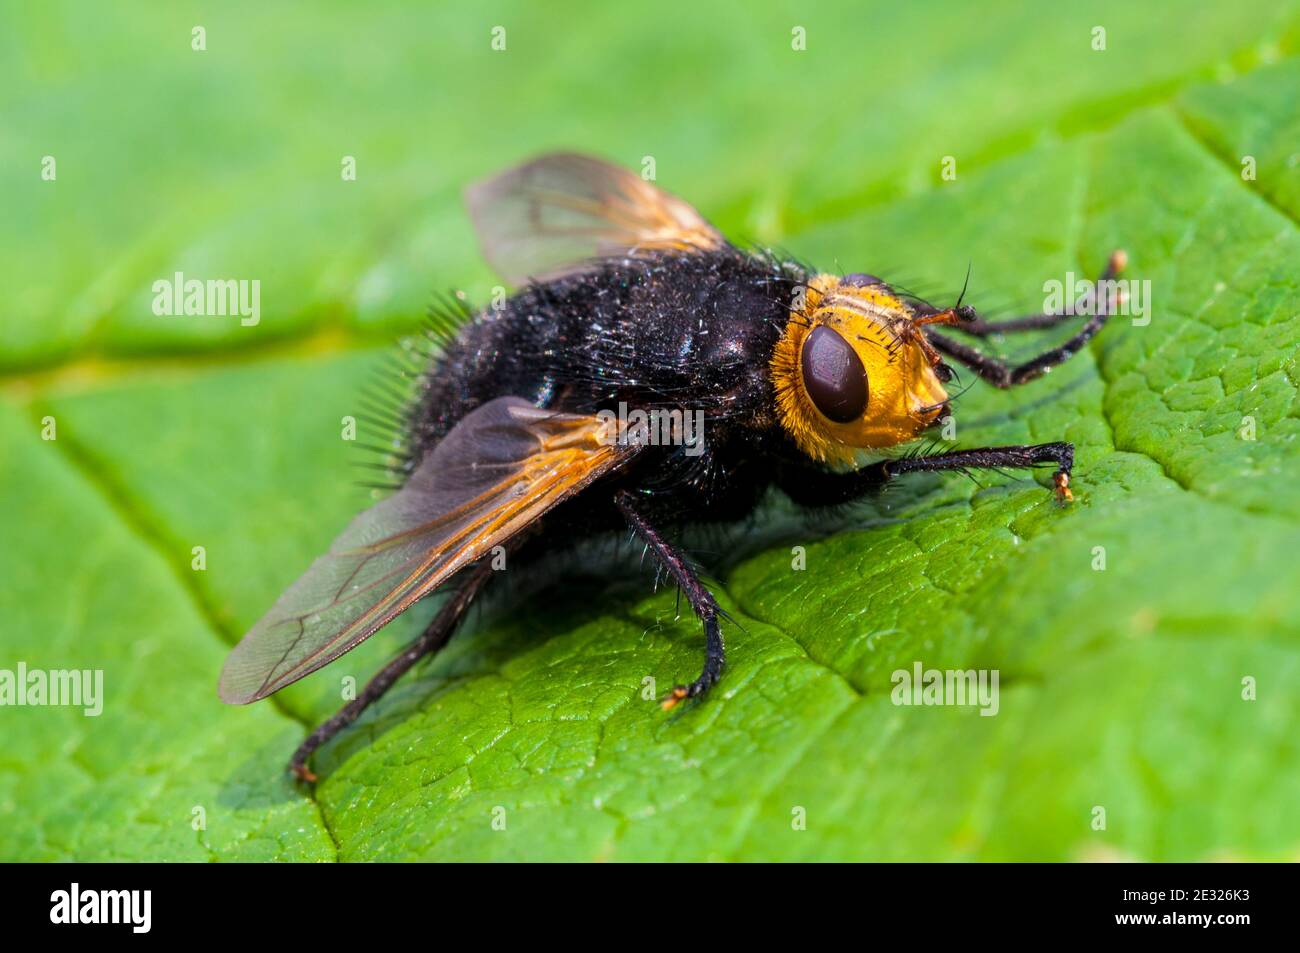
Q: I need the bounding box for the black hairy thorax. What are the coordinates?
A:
[400,248,809,529]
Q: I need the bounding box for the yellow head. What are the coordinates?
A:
[771,273,954,466]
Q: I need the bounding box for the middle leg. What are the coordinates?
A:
[614,490,725,710]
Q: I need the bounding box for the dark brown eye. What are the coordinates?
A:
[801,325,868,423]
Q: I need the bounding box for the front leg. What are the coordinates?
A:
[883,442,1075,502]
[778,441,1076,505]
[926,250,1128,388]
[941,250,1127,338]
[614,490,725,710]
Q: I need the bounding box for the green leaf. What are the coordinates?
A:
[3,2,1299,861]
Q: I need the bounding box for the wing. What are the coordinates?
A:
[219,397,634,704]
[464,152,726,285]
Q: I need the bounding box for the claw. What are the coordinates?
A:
[290,763,318,785]
[660,685,689,711]
[1053,471,1074,504]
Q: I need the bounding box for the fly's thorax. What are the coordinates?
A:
[770,273,949,465]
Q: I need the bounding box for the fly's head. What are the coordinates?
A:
[770,272,963,466]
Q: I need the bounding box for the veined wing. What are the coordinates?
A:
[219,397,635,704]
[464,152,726,285]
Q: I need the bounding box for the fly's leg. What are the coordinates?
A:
[289,558,498,783]
[936,250,1127,338]
[930,316,1104,388]
[927,251,1126,386]
[614,490,724,711]
[881,442,1076,502]
[777,442,1076,504]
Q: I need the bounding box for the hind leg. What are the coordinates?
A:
[289,558,497,782]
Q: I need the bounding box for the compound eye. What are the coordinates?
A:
[801,325,868,423]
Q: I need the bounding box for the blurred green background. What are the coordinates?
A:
[2,1,1298,860]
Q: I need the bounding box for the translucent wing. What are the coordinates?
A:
[219,397,633,704]
[464,152,726,285]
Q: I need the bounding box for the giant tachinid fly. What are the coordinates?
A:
[219,153,1126,781]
